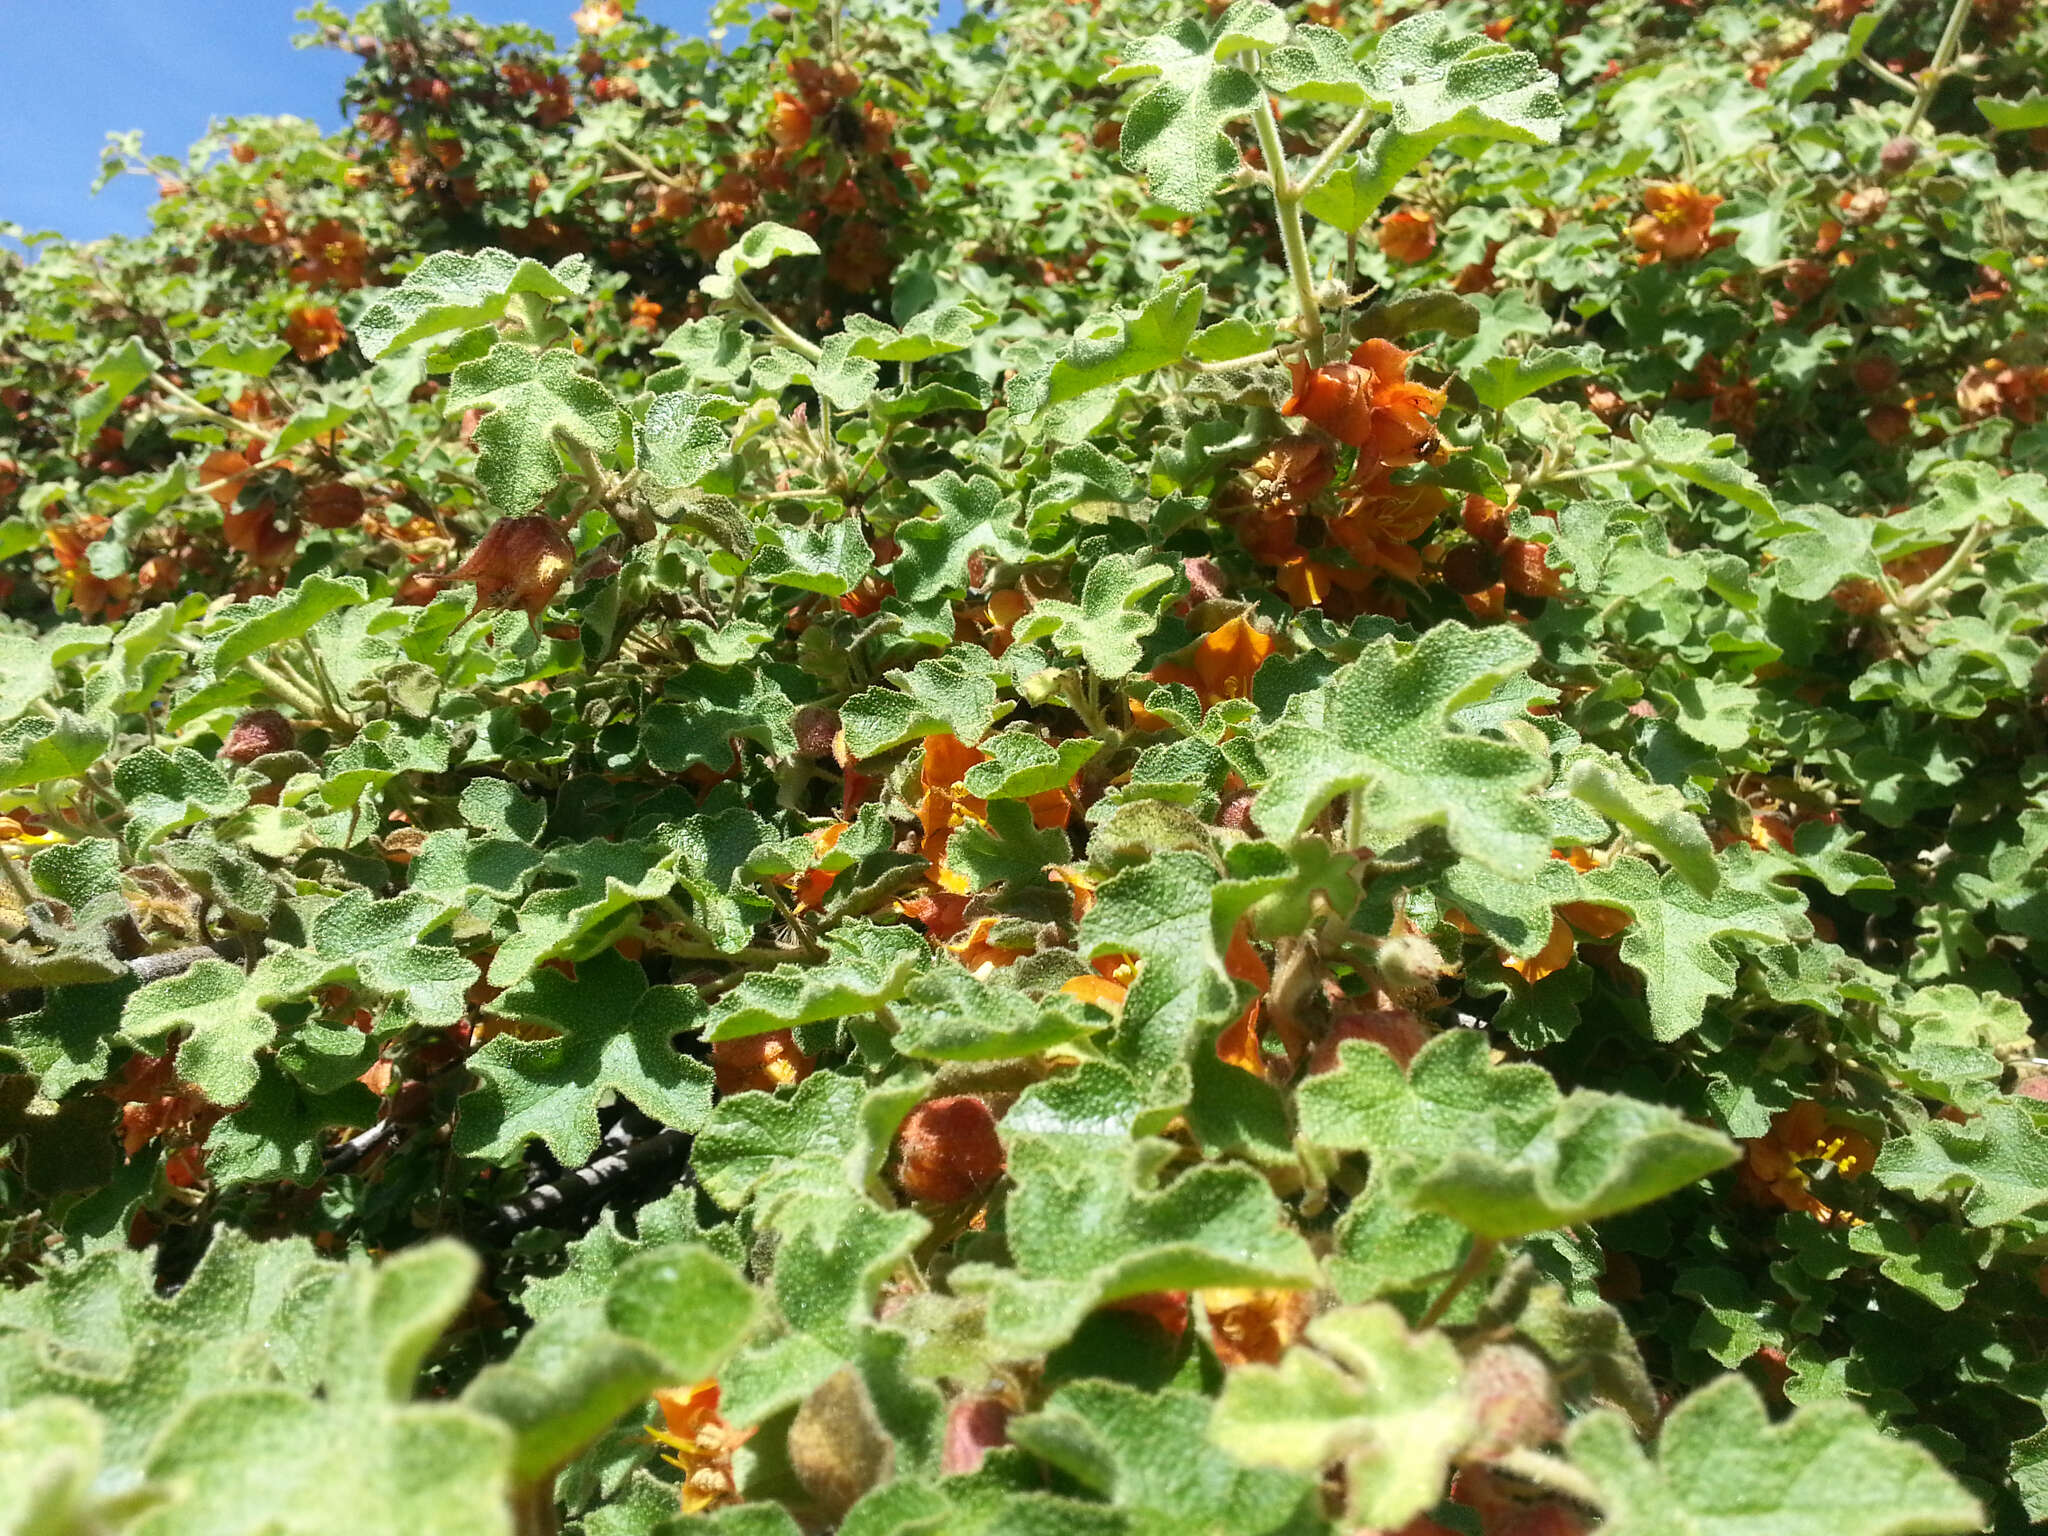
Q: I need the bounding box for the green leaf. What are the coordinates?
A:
[1577,853,1803,1041]
[1873,1102,2048,1228]
[354,247,589,360]
[945,799,1070,896]
[840,649,1004,759]
[750,519,873,598]
[1208,1303,1471,1529]
[1567,1374,1982,1536]
[1464,344,1602,411]
[890,472,1029,603]
[1007,274,1206,442]
[454,949,713,1166]
[1252,624,1550,875]
[1564,756,1718,896]
[211,575,368,671]
[953,1064,1316,1353]
[636,392,727,489]
[0,1397,167,1536]
[1302,16,1564,232]
[703,922,927,1041]
[889,964,1105,1062]
[841,304,989,363]
[700,221,819,299]
[112,747,244,854]
[961,731,1102,800]
[445,344,626,514]
[1103,11,1271,213]
[1010,554,1176,678]
[137,1392,515,1536]
[487,838,680,985]
[0,711,113,797]
[1979,89,2048,131]
[1011,1381,1320,1536]
[73,338,159,450]
[1300,1031,1736,1237]
[1636,416,1776,519]
[120,953,343,1105]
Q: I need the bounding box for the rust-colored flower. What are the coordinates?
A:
[1325,462,1446,586]
[1282,338,1447,468]
[283,305,346,363]
[1741,1100,1878,1223]
[1144,615,1279,712]
[830,220,892,293]
[224,500,301,568]
[220,709,296,764]
[628,294,663,332]
[710,1031,814,1096]
[200,448,253,511]
[291,219,369,289]
[451,515,575,624]
[1200,1287,1312,1367]
[767,90,814,152]
[1377,207,1437,265]
[649,1381,753,1516]
[1628,182,1725,264]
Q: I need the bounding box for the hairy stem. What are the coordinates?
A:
[1903,0,1974,137]
[1253,90,1328,366]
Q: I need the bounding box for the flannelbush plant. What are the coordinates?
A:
[2,0,2047,1530]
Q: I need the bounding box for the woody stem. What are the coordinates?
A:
[1253,90,1327,367]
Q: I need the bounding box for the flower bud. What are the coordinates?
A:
[787,1368,894,1523]
[891,1095,1005,1204]
[303,481,366,529]
[1879,135,1920,176]
[452,515,575,624]
[1462,1343,1564,1460]
[220,709,296,764]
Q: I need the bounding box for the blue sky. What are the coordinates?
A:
[0,1,717,246]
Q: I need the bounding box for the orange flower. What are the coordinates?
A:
[571,0,624,35]
[788,820,851,910]
[291,219,369,289]
[1281,338,1447,467]
[1628,182,1725,264]
[649,1381,753,1516]
[1377,208,1437,265]
[283,305,346,363]
[1741,1101,1877,1224]
[200,448,253,510]
[1214,923,1293,1078]
[766,91,813,152]
[1145,616,1278,711]
[1200,1288,1312,1367]
[710,1031,813,1096]
[628,294,663,332]
[1504,914,1576,983]
[918,733,988,890]
[947,915,1033,972]
[1060,973,1127,1013]
[1325,463,1446,585]
[452,515,575,625]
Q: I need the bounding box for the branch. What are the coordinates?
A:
[487,1127,692,1233]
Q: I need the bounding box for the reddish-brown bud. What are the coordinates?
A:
[1461,494,1510,549]
[940,1395,1011,1475]
[1879,136,1920,176]
[220,709,296,764]
[1500,537,1565,599]
[1462,1343,1564,1460]
[1442,543,1501,596]
[303,481,366,529]
[891,1095,1005,1204]
[452,515,575,623]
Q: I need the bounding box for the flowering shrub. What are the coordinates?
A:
[2,0,2047,1531]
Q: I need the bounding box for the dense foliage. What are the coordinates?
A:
[3,0,2048,1530]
